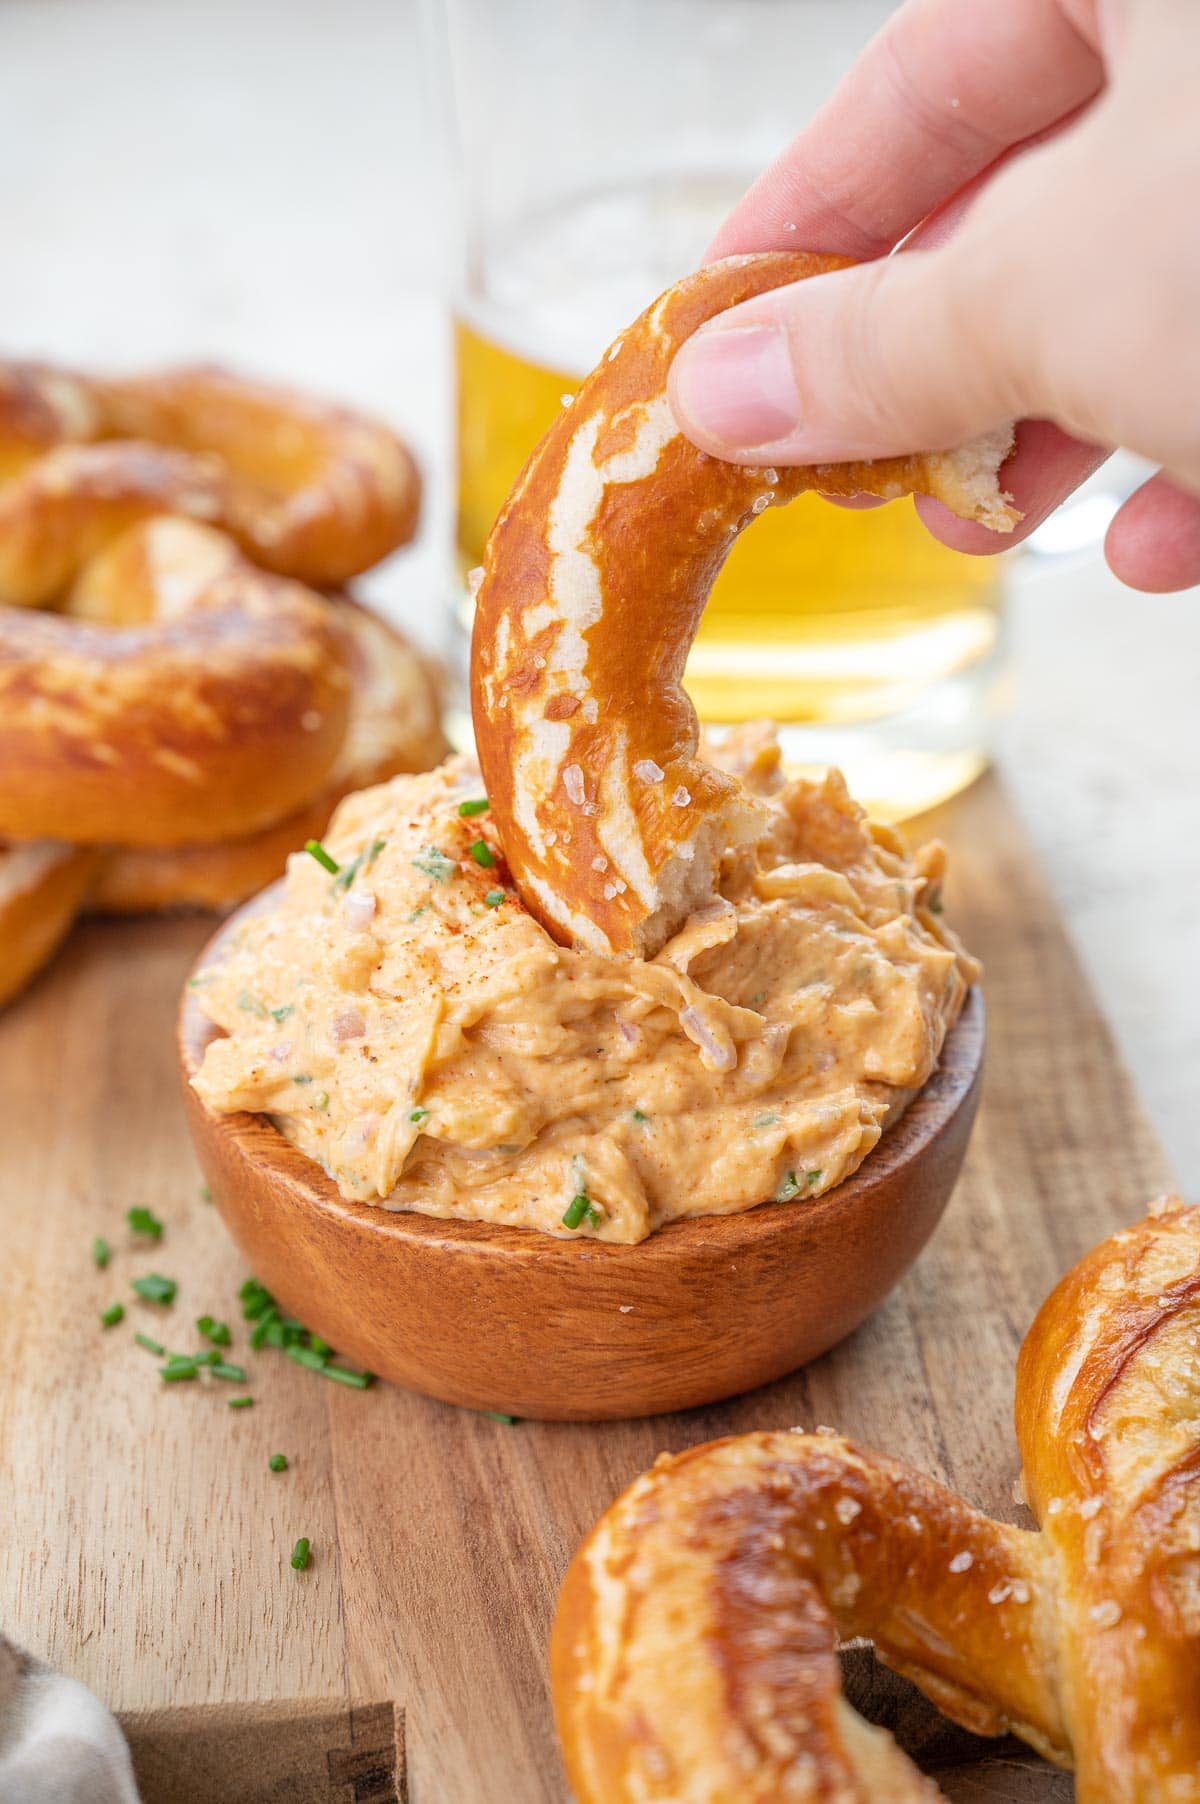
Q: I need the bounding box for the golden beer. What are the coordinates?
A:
[455,315,1004,820]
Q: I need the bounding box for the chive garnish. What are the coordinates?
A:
[319,1364,374,1390]
[562,1194,591,1231]
[285,1344,329,1373]
[468,838,496,869]
[774,1171,801,1201]
[305,839,340,875]
[240,1277,272,1319]
[308,1334,331,1356]
[926,885,944,914]
[236,990,268,1018]
[199,1183,212,1203]
[133,1273,177,1305]
[807,1169,823,1186]
[135,1332,165,1355]
[269,1454,288,1472]
[458,797,489,817]
[483,1411,518,1424]
[196,1315,231,1346]
[753,1113,779,1130]
[270,1004,294,1023]
[228,1396,254,1409]
[127,1206,164,1240]
[210,1360,246,1383]
[100,1302,124,1329]
[290,1537,312,1570]
[412,845,456,882]
[159,1355,198,1382]
[409,1106,430,1124]
[93,1236,111,1269]
[313,1091,330,1111]
[629,1109,649,1125]
[483,889,506,907]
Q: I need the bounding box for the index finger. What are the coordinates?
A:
[707,0,1103,261]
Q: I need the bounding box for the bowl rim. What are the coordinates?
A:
[178,888,984,1264]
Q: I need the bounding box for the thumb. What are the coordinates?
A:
[668,246,1025,467]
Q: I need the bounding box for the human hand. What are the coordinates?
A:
[668,0,1200,590]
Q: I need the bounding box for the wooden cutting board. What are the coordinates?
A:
[0,772,1175,1804]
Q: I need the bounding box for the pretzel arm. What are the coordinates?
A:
[472,252,1017,959]
[552,1432,1066,1804]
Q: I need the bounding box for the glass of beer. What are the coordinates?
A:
[432,0,1008,820]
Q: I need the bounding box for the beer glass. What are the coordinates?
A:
[431,0,1008,818]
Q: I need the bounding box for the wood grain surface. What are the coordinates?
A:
[0,772,1175,1803]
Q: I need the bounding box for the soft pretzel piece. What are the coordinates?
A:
[0,840,99,1006]
[472,252,1018,958]
[0,361,420,602]
[90,596,450,913]
[552,1198,1200,1803]
[0,517,353,846]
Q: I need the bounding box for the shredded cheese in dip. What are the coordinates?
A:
[191,737,977,1243]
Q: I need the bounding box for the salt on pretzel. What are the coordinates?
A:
[472,253,1018,958]
[0,517,353,846]
[0,841,98,1007]
[90,592,449,913]
[552,1197,1200,1802]
[0,360,420,602]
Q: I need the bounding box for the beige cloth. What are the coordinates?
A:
[0,1637,139,1803]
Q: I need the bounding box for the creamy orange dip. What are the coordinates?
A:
[191,738,977,1244]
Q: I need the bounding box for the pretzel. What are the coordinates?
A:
[0,361,420,600]
[552,1196,1200,1802]
[0,841,98,1007]
[90,594,449,913]
[0,516,353,846]
[472,253,1018,957]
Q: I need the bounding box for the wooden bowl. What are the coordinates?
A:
[178,901,984,1421]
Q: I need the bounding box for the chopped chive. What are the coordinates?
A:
[308,1333,332,1356]
[135,1332,165,1355]
[313,1091,330,1112]
[286,1344,329,1372]
[304,840,340,875]
[483,1411,518,1424]
[192,1348,220,1367]
[468,838,496,869]
[366,836,387,864]
[249,1309,277,1349]
[159,1355,198,1382]
[210,1360,247,1383]
[774,1171,801,1202]
[228,1396,254,1410]
[319,1364,374,1390]
[753,1113,779,1130]
[132,1273,177,1305]
[749,989,767,1007]
[127,1206,164,1240]
[457,797,489,817]
[236,990,268,1018]
[926,885,944,915]
[93,1236,111,1269]
[412,845,456,882]
[199,1183,212,1203]
[629,1108,649,1125]
[561,1194,591,1231]
[270,1004,294,1023]
[409,1106,430,1124]
[196,1314,231,1347]
[290,1537,312,1570]
[807,1169,823,1186]
[483,889,506,907]
[100,1302,124,1328]
[269,1453,288,1472]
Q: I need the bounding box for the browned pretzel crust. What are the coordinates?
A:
[552,1199,1200,1801]
[472,253,1016,959]
[0,361,420,599]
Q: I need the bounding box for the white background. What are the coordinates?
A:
[2,0,1196,1189]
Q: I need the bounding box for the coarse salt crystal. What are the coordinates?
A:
[591,855,609,872]
[544,829,557,847]
[633,759,665,784]
[949,1551,973,1573]
[1079,1496,1102,1519]
[300,710,323,731]
[343,888,377,931]
[619,1305,634,1313]
[467,566,484,596]
[834,1497,861,1525]
[562,764,585,806]
[751,494,770,514]
[603,883,619,900]
[1089,1600,1122,1628]
[987,1582,1012,1605]
[560,393,574,408]
[763,468,778,485]
[671,786,691,808]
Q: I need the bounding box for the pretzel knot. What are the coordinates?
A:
[552,1198,1200,1801]
[0,363,438,1005]
[472,253,1018,959]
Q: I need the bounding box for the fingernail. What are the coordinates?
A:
[671,321,800,449]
